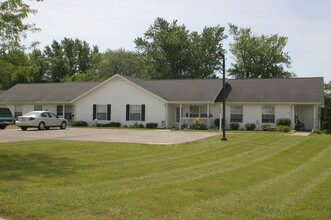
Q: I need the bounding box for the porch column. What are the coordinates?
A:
[313,105,317,129]
[63,104,65,119]
[179,104,182,130]
[207,104,210,128]
[164,104,168,128]
[291,105,295,130]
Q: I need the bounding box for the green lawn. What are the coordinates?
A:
[1,132,331,219]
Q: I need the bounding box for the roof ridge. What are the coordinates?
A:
[228,77,323,81]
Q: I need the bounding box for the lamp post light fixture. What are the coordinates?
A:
[220,52,227,141]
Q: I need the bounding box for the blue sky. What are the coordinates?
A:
[24,0,331,82]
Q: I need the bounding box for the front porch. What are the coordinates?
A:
[292,104,321,131]
[167,104,219,129]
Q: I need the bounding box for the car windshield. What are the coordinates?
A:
[23,111,41,117]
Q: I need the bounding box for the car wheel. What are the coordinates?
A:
[21,127,28,131]
[0,125,6,129]
[38,122,45,130]
[60,121,67,129]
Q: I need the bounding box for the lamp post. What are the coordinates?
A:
[220,52,227,141]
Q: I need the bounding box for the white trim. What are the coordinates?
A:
[168,101,215,104]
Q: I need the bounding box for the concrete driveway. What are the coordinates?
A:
[0,128,218,145]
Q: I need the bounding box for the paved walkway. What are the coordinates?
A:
[291,131,311,136]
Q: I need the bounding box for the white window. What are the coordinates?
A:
[231,106,243,123]
[57,105,63,116]
[189,106,199,118]
[34,105,42,111]
[14,105,22,118]
[262,106,275,123]
[130,105,141,121]
[96,105,107,120]
[200,106,208,118]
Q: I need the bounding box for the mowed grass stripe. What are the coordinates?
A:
[82,135,304,193]
[176,139,331,219]
[7,134,304,195]
[1,133,331,220]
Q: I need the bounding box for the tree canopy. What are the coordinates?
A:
[43,38,100,82]
[135,17,227,79]
[322,81,331,131]
[0,0,42,89]
[0,0,42,52]
[228,24,295,79]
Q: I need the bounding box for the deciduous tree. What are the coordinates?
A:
[97,49,147,80]
[228,24,295,79]
[0,0,42,52]
[43,38,100,82]
[135,17,226,79]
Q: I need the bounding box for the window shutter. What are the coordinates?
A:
[126,104,130,121]
[93,104,96,120]
[141,104,145,121]
[107,104,111,121]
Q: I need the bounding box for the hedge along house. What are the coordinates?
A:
[0,74,324,131]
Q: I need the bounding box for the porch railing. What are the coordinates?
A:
[175,117,209,129]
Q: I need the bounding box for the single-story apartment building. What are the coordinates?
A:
[0,74,324,131]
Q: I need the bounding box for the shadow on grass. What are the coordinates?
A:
[0,153,76,180]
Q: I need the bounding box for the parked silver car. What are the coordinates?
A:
[16,111,68,131]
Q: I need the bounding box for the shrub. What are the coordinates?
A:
[214,118,220,128]
[261,123,275,131]
[191,118,208,130]
[138,123,145,128]
[313,129,322,134]
[146,123,158,129]
[230,123,240,130]
[110,122,121,127]
[322,129,331,134]
[276,125,290,132]
[97,122,121,127]
[245,123,256,131]
[71,121,88,127]
[276,118,291,127]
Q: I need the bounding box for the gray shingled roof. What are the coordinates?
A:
[0,82,101,103]
[225,77,324,103]
[122,75,224,102]
[0,75,324,104]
